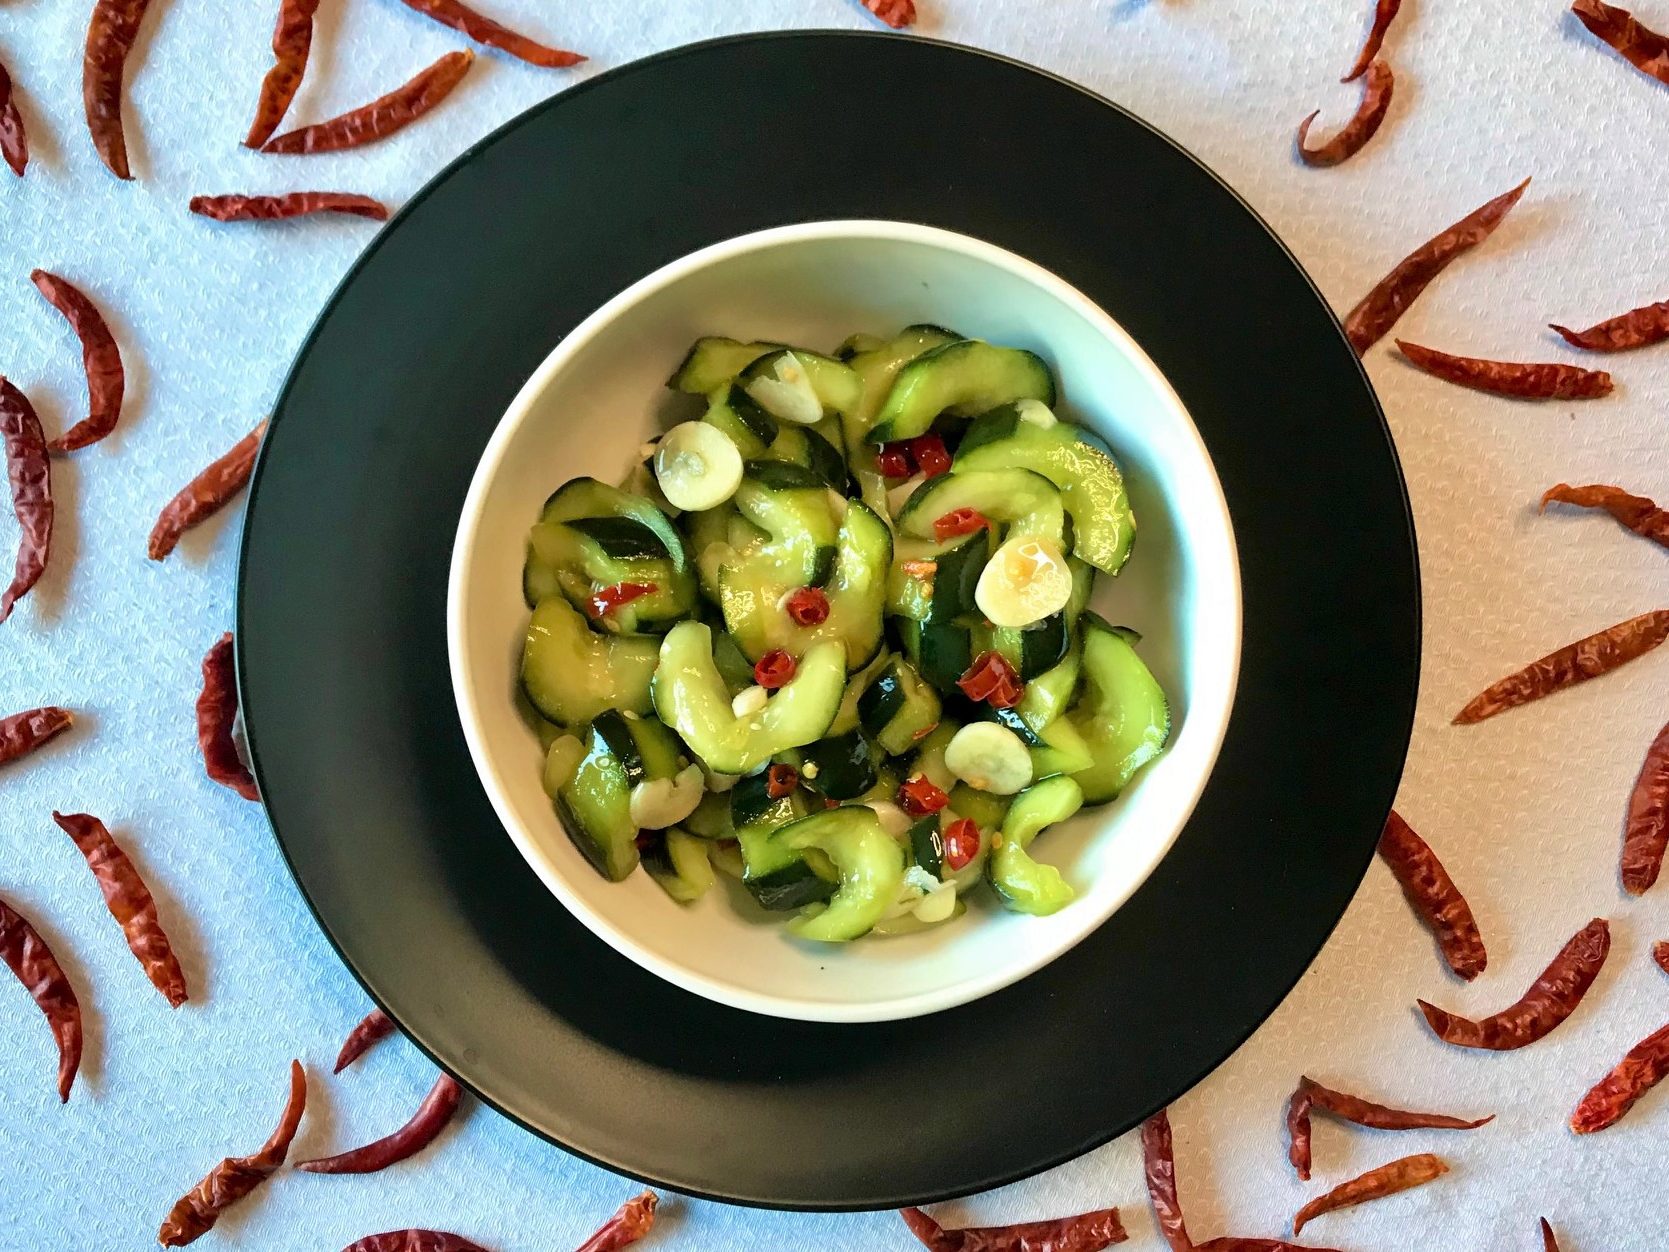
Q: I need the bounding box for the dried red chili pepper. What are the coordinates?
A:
[877,442,913,479]
[0,378,52,624]
[1285,1075,1491,1181]
[82,0,153,179]
[1655,940,1669,975]
[1622,720,1669,894]
[398,0,583,68]
[53,811,187,1008]
[1376,810,1486,981]
[336,1007,397,1073]
[159,1060,307,1245]
[342,1234,491,1252]
[190,193,390,222]
[1418,917,1610,1050]
[754,649,796,689]
[1453,610,1669,724]
[586,581,656,620]
[1551,298,1669,352]
[765,764,799,799]
[907,433,953,478]
[1574,0,1669,83]
[1195,1240,1345,1251]
[148,421,267,561]
[784,586,830,626]
[900,1204,1128,1251]
[1296,61,1393,167]
[862,0,917,28]
[934,507,992,542]
[1395,340,1613,399]
[1541,483,1669,551]
[1569,1018,1669,1133]
[264,50,475,155]
[575,1191,658,1252]
[31,270,125,454]
[959,651,1024,708]
[298,1072,462,1174]
[943,818,981,871]
[1541,1219,1560,1252]
[245,0,320,148]
[1291,1153,1447,1235]
[1140,1109,1191,1252]
[198,632,260,802]
[899,775,950,817]
[0,895,81,1102]
[1343,178,1530,355]
[0,58,28,177]
[0,706,73,768]
[1342,0,1402,80]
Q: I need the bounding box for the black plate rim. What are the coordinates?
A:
[236,29,1421,1211]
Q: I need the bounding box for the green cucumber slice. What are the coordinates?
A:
[740,349,863,418]
[868,340,1056,444]
[554,720,645,881]
[894,467,1067,549]
[857,658,942,755]
[767,806,907,941]
[520,596,659,728]
[989,775,1084,914]
[1069,613,1171,803]
[643,829,716,903]
[668,337,783,394]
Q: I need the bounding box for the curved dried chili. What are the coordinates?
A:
[148,421,266,561]
[1376,810,1486,980]
[197,633,260,802]
[1573,0,1669,84]
[863,0,918,27]
[1655,940,1669,975]
[1395,340,1613,399]
[1291,1153,1447,1235]
[1343,0,1402,80]
[190,193,390,222]
[0,895,81,1102]
[1285,1075,1491,1181]
[576,1191,658,1252]
[342,1234,491,1252]
[1140,1109,1191,1252]
[1541,1219,1560,1252]
[1551,299,1669,352]
[298,1073,462,1173]
[1454,610,1669,724]
[1297,62,1393,167]
[82,0,152,180]
[1570,1019,1669,1133]
[264,51,474,155]
[159,1060,307,1245]
[244,0,319,149]
[1343,178,1530,355]
[398,0,583,68]
[0,58,28,177]
[0,378,52,625]
[53,812,187,1007]
[0,706,73,767]
[1542,483,1669,551]
[901,1204,1128,1250]
[1196,1241,1345,1251]
[1418,917,1610,1050]
[1622,720,1669,894]
[335,1006,396,1073]
[31,270,125,454]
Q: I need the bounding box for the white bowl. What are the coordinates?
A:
[448,221,1240,1023]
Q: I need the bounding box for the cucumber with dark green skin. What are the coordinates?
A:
[799,730,880,800]
[902,614,976,697]
[989,775,1084,915]
[588,709,684,786]
[868,340,1056,444]
[775,424,854,495]
[668,337,783,394]
[909,816,944,879]
[975,613,1070,681]
[564,516,670,560]
[521,596,659,728]
[554,718,653,882]
[941,693,1046,746]
[857,658,942,754]
[894,466,1067,549]
[764,806,908,941]
[642,829,716,903]
[1068,613,1171,803]
[740,348,863,418]
[702,383,778,456]
[732,774,833,911]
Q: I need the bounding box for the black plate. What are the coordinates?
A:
[238,32,1418,1210]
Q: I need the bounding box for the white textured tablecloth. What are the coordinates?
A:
[3,0,1667,1246]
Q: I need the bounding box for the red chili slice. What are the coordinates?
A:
[342,1233,490,1252]
[1396,340,1613,399]
[1570,1019,1669,1133]
[957,650,1025,709]
[586,581,656,620]
[1622,720,1669,894]
[1573,0,1669,85]
[899,775,950,817]
[1541,1219,1561,1252]
[754,649,797,689]
[933,507,991,542]
[335,1007,396,1073]
[1655,940,1669,975]
[0,378,52,624]
[1376,810,1486,980]
[784,586,830,626]
[197,633,260,802]
[1285,1075,1492,1181]
[53,812,187,1008]
[0,58,28,177]
[861,0,917,28]
[900,1203,1128,1250]
[82,0,152,179]
[1541,483,1669,551]
[0,706,73,768]
[575,1191,658,1252]
[906,433,952,478]
[0,894,82,1102]
[244,0,319,148]
[1343,0,1402,80]
[31,269,125,454]
[765,764,799,799]
[943,818,981,871]
[298,1073,462,1174]
[398,0,584,68]
[1296,61,1393,167]
[876,443,913,479]
[1551,298,1669,352]
[264,51,475,155]
[1418,917,1610,1050]
[1291,1153,1448,1235]
[148,421,267,561]
[190,193,390,222]
[159,1060,307,1245]
[1343,179,1530,355]
[1454,610,1669,724]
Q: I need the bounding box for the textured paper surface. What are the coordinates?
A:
[2,0,1667,1246]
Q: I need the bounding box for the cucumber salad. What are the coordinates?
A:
[520,327,1171,943]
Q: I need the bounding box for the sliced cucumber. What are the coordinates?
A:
[521,596,659,728]
[989,775,1083,915]
[1016,642,1082,734]
[944,722,1034,795]
[741,349,863,422]
[654,421,744,512]
[766,807,907,941]
[957,403,1135,574]
[857,658,942,755]
[731,772,832,911]
[589,708,682,785]
[827,648,892,736]
[767,423,852,494]
[683,789,734,839]
[1069,613,1171,804]
[947,783,1010,831]
[834,331,888,361]
[668,337,782,394]
[868,339,1056,444]
[729,461,840,586]
[1028,714,1095,779]
[799,730,881,801]
[643,829,717,903]
[701,383,778,458]
[539,733,586,797]
[554,718,655,882]
[894,467,1067,549]
[908,815,944,878]
[975,613,1070,682]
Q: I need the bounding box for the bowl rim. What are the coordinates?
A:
[446,218,1243,1022]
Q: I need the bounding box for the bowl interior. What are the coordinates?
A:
[449,222,1240,1022]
